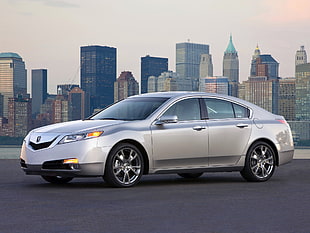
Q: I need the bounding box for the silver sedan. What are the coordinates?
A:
[20,92,294,187]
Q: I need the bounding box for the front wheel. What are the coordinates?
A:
[241,141,276,182]
[104,143,144,188]
[41,175,73,184]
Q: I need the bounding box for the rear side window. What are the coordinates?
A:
[204,98,249,119]
[233,103,249,118]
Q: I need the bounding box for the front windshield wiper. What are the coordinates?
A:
[97,117,120,120]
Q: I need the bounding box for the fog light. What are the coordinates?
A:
[63,158,79,164]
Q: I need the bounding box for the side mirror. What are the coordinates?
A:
[155,115,178,125]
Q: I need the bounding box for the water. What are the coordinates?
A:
[0,146,21,159]
[0,146,309,159]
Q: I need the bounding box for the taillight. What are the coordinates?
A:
[276,119,287,124]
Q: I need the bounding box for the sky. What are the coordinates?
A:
[1,0,310,94]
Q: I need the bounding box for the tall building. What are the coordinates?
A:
[250,46,279,79]
[223,35,239,82]
[8,96,32,137]
[279,77,296,121]
[80,45,117,112]
[200,76,229,95]
[31,69,47,117]
[141,55,168,94]
[52,95,69,123]
[200,54,213,78]
[295,45,307,67]
[295,63,310,120]
[114,71,139,102]
[176,42,209,89]
[0,52,27,118]
[69,87,90,120]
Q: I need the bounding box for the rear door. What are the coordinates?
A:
[204,98,252,166]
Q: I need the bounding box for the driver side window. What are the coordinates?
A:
[162,98,201,121]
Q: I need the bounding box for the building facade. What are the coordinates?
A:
[176,42,209,90]
[199,76,229,95]
[295,63,310,120]
[69,87,90,120]
[31,69,47,117]
[8,96,32,137]
[279,78,296,121]
[141,55,168,94]
[80,45,117,112]
[114,71,139,102]
[199,54,213,78]
[0,53,27,118]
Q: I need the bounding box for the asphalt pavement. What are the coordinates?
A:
[0,159,309,233]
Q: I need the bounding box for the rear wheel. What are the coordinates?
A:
[178,173,203,179]
[104,143,144,188]
[241,141,275,182]
[41,175,73,184]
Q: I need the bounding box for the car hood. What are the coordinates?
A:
[31,120,125,134]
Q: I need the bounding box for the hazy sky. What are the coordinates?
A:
[1,0,310,93]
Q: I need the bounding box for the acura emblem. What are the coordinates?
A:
[36,136,41,143]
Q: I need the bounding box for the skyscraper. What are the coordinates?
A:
[279,77,295,121]
[69,87,89,120]
[295,45,307,67]
[114,71,139,102]
[200,76,229,95]
[176,42,209,87]
[141,55,168,94]
[0,52,27,118]
[8,96,32,137]
[223,35,239,82]
[250,46,279,79]
[80,45,117,112]
[223,35,239,96]
[295,63,310,120]
[200,54,213,78]
[31,69,47,117]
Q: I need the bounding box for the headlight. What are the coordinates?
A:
[59,131,103,144]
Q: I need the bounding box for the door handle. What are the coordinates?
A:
[192,126,206,131]
[236,123,248,128]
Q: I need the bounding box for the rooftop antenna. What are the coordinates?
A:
[187,39,190,43]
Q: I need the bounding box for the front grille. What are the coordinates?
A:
[29,139,56,150]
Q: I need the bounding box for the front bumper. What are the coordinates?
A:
[20,159,104,177]
[20,137,111,177]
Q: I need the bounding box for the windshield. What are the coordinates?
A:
[91,97,169,121]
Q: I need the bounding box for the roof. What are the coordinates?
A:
[225,35,237,54]
[259,54,278,63]
[0,52,22,59]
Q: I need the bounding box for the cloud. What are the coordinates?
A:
[256,0,310,23]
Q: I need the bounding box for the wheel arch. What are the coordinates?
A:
[248,138,279,166]
[108,139,150,175]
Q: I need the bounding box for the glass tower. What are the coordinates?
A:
[176,42,209,80]
[0,52,27,118]
[31,69,47,117]
[141,55,168,94]
[80,45,117,112]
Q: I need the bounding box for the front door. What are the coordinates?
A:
[151,98,209,170]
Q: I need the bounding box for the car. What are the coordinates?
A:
[20,92,294,187]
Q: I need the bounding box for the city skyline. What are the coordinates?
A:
[1,0,310,94]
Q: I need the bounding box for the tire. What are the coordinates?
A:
[104,143,144,188]
[178,173,203,179]
[41,175,73,184]
[241,141,276,182]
